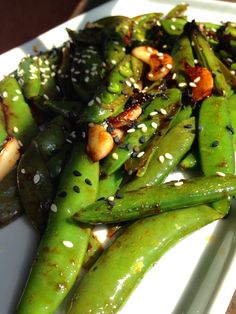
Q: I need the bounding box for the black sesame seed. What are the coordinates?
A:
[113,136,120,144]
[116,193,123,199]
[73,170,82,176]
[85,178,92,186]
[73,185,80,193]
[58,191,67,198]
[108,200,115,206]
[126,143,132,151]
[107,125,114,133]
[139,136,145,144]
[211,140,219,147]
[131,151,138,158]
[184,124,193,129]
[226,124,234,135]
[119,143,127,149]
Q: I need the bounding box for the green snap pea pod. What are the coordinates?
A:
[40,100,83,119]
[17,55,41,99]
[97,169,124,200]
[132,13,163,44]
[171,105,192,127]
[17,141,54,233]
[186,22,234,97]
[17,144,99,314]
[74,174,236,224]
[82,232,104,269]
[0,170,22,226]
[199,96,235,214]
[227,93,236,150]
[103,39,126,71]
[0,76,38,147]
[123,117,195,192]
[71,44,106,102]
[172,33,195,85]
[125,89,182,176]
[80,55,143,123]
[0,104,7,149]
[180,151,198,170]
[69,205,223,314]
[46,148,69,181]
[161,4,189,36]
[165,3,189,19]
[103,89,182,175]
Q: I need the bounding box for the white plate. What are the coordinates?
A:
[1,0,236,313]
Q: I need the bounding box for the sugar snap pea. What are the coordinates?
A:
[180,151,198,170]
[103,88,181,175]
[69,205,223,314]
[123,117,195,191]
[0,104,7,149]
[17,144,99,314]
[0,76,38,147]
[74,174,236,224]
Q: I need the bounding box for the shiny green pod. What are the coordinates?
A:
[227,93,236,150]
[17,144,99,314]
[74,174,236,224]
[0,76,38,147]
[0,104,7,149]
[123,117,195,192]
[69,205,223,314]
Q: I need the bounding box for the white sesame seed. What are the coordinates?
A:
[157,52,164,57]
[88,99,94,107]
[108,196,115,202]
[172,73,177,80]
[33,174,40,184]
[161,67,166,73]
[20,168,26,174]
[12,96,19,102]
[166,64,173,69]
[95,97,101,104]
[137,123,146,129]
[160,108,167,115]
[149,73,154,77]
[230,70,236,75]
[43,94,49,100]
[111,59,117,65]
[194,59,198,64]
[2,91,8,98]
[56,85,61,92]
[151,122,158,129]
[62,240,74,248]
[174,181,184,187]
[158,155,165,163]
[164,153,173,160]
[15,89,21,94]
[150,111,158,117]
[141,126,148,133]
[189,82,197,88]
[137,151,145,158]
[13,126,19,133]
[72,78,77,83]
[66,139,73,144]
[170,25,176,30]
[82,131,86,138]
[18,140,23,147]
[50,203,57,212]
[126,80,132,87]
[84,76,89,83]
[88,122,94,127]
[178,82,187,88]
[193,76,201,83]
[216,171,226,177]
[112,153,119,160]
[127,128,136,133]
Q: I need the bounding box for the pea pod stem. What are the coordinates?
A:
[69,205,223,314]
[74,174,236,224]
[17,144,99,314]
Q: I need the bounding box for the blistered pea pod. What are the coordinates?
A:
[17,55,41,99]
[75,174,236,224]
[161,3,189,36]
[103,39,126,71]
[17,143,99,314]
[0,76,38,147]
[102,88,181,175]
[80,55,143,123]
[123,117,195,192]
[0,170,22,226]
[171,33,195,86]
[69,205,223,314]
[71,44,106,102]
[132,13,163,44]
[199,96,235,215]
[185,21,236,97]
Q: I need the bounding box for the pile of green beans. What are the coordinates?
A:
[1,3,236,313]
